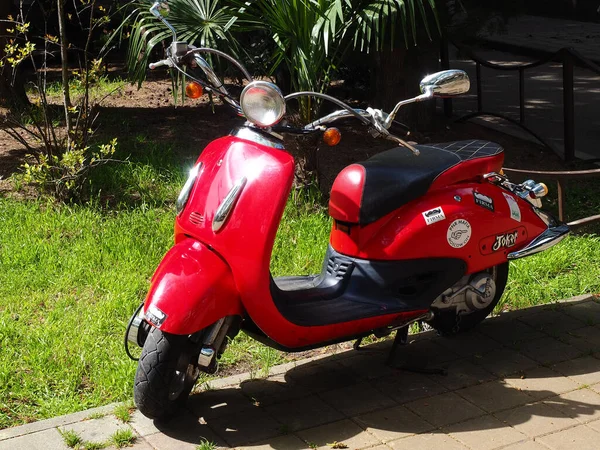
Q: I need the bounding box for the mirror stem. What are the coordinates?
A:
[150,2,177,42]
[383,89,433,129]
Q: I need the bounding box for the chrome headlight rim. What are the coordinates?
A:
[176,162,202,215]
[240,80,286,128]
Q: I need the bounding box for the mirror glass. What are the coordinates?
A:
[420,70,470,97]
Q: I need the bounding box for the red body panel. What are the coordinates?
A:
[329,181,547,274]
[144,238,242,334]
[329,164,365,223]
[145,133,548,349]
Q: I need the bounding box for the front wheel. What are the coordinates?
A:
[134,327,200,420]
[427,263,509,335]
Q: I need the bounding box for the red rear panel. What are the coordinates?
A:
[330,182,547,274]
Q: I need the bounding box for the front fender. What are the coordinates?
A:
[143,238,243,335]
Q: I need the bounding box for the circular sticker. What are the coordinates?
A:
[447,219,472,248]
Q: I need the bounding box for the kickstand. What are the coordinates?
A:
[353,337,363,351]
[386,327,447,376]
[386,326,408,365]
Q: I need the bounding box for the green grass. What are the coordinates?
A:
[0,133,598,429]
[109,428,136,448]
[113,402,135,424]
[196,439,218,450]
[60,429,83,448]
[27,77,126,100]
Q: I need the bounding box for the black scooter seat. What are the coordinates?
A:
[329,140,504,224]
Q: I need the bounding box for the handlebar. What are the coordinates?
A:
[149,59,172,70]
[147,4,423,156]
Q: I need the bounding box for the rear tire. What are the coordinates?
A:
[427,263,509,335]
[134,327,200,420]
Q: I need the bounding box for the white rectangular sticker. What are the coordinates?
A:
[503,193,522,222]
[422,206,446,225]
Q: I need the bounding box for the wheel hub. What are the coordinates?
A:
[464,273,496,312]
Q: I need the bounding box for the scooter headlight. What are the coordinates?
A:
[240,81,286,128]
[176,162,202,215]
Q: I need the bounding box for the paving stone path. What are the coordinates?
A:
[2,294,600,449]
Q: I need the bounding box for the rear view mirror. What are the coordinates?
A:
[420,70,470,97]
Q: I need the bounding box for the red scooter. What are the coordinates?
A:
[125,2,570,420]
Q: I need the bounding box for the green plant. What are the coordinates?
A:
[59,429,83,448]
[1,1,123,200]
[21,139,119,200]
[110,429,136,448]
[114,402,135,423]
[196,439,217,450]
[83,441,106,450]
[120,0,243,86]
[239,0,439,120]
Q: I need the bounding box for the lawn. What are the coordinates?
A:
[0,99,599,429]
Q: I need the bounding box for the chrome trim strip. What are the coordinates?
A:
[231,127,285,149]
[507,224,570,260]
[213,177,247,232]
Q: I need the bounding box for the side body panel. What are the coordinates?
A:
[330,181,548,274]
[143,238,242,334]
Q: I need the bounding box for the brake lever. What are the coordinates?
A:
[366,108,420,156]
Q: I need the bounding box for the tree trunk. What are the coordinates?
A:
[0,1,29,110]
[57,0,72,145]
[370,42,440,131]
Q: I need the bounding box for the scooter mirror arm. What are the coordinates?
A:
[150,2,177,43]
[383,89,434,130]
[168,57,243,114]
[183,47,253,83]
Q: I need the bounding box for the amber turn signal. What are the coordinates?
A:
[185,81,203,99]
[323,127,341,146]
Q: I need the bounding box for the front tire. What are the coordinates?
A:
[134,327,200,420]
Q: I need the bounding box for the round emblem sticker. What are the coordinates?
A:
[447,219,472,248]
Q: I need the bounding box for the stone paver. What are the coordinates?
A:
[470,348,539,377]
[264,394,343,432]
[518,311,586,335]
[405,392,486,427]
[373,371,447,404]
[517,336,583,365]
[353,405,433,443]
[457,380,535,413]
[0,428,68,450]
[237,434,308,450]
[501,441,553,450]
[207,409,282,447]
[387,433,470,450]
[537,424,600,450]
[58,415,127,445]
[434,358,496,391]
[3,296,600,450]
[319,381,396,417]
[543,388,600,424]
[445,415,527,450]
[504,366,580,400]
[552,356,600,386]
[561,326,600,353]
[296,419,381,450]
[495,402,579,437]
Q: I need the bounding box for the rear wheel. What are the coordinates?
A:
[134,327,200,420]
[427,263,509,335]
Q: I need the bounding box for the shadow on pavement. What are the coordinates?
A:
[152,297,600,448]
